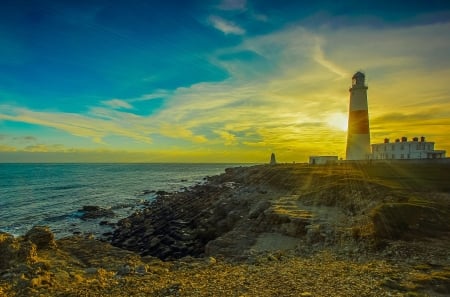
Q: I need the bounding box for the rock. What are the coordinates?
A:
[305,224,324,244]
[85,267,98,275]
[80,205,115,220]
[0,232,38,270]
[17,241,38,264]
[25,226,56,249]
[207,257,217,265]
[382,277,406,291]
[135,265,147,275]
[248,200,271,219]
[371,201,450,240]
[117,265,132,276]
[0,233,16,269]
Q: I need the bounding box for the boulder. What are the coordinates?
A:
[25,226,56,249]
[80,205,115,220]
[370,201,450,240]
[0,232,38,270]
[0,232,17,269]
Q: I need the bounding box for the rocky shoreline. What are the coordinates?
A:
[1,163,450,296]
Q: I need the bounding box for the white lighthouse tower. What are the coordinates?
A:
[346,71,371,160]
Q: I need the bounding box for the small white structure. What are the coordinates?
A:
[371,136,446,160]
[309,156,338,165]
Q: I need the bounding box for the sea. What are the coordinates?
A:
[0,163,248,239]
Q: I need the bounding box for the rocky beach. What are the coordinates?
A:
[1,162,450,296]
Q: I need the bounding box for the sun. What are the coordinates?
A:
[327,112,348,131]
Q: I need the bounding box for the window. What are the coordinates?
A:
[401,154,404,159]
[401,145,404,150]
[392,154,395,159]
[391,145,395,150]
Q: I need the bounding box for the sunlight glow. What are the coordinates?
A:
[327,113,348,131]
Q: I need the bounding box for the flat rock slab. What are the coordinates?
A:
[252,233,301,252]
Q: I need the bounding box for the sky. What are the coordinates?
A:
[1,0,450,163]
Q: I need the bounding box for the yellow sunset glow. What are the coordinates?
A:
[0,7,449,163]
[327,113,348,132]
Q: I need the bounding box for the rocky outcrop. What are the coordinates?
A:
[111,163,450,261]
[111,166,280,259]
[0,232,37,270]
[370,199,450,240]
[80,205,115,220]
[111,180,249,259]
[25,226,57,249]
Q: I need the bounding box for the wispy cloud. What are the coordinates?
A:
[102,99,133,109]
[218,0,246,11]
[24,144,66,152]
[214,130,238,146]
[312,37,348,78]
[209,15,245,35]
[1,21,450,162]
[0,106,153,144]
[0,144,17,152]
[159,124,208,143]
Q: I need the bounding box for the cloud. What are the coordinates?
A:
[215,130,238,145]
[24,144,66,152]
[218,0,246,11]
[159,124,208,143]
[0,144,17,152]
[152,21,450,158]
[0,106,153,144]
[209,15,245,35]
[11,135,38,143]
[312,37,348,79]
[23,136,37,141]
[1,21,450,162]
[102,99,133,109]
[129,90,171,102]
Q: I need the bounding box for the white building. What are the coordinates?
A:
[309,156,338,165]
[371,136,446,160]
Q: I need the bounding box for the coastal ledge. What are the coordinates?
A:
[111,162,450,260]
[1,162,450,296]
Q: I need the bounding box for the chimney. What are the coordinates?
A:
[420,136,425,142]
[395,139,400,143]
[384,138,389,143]
[413,137,418,142]
[401,136,407,142]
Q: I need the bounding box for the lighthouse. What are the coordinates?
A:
[346,71,371,160]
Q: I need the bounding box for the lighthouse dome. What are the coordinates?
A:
[352,71,365,86]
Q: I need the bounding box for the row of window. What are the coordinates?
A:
[374,153,410,159]
[373,152,445,160]
[373,143,432,152]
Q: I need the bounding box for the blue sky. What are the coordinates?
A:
[1,0,450,162]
